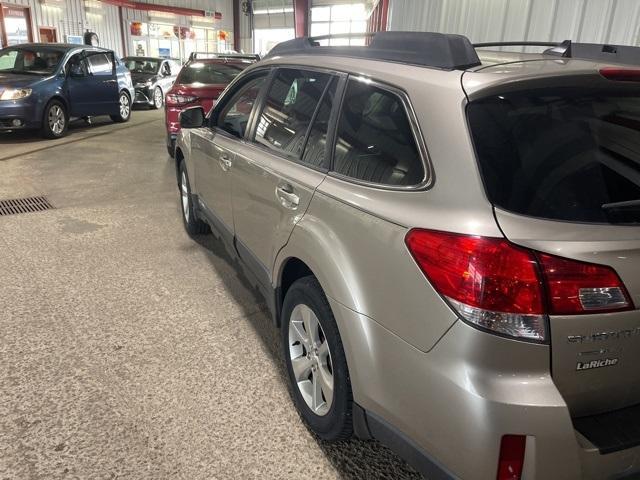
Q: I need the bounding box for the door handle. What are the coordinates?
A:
[103,79,117,84]
[276,183,299,209]
[218,153,232,172]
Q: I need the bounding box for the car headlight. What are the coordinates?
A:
[136,80,153,88]
[0,88,32,100]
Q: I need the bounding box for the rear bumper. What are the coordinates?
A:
[0,98,41,130]
[165,105,181,135]
[330,298,640,479]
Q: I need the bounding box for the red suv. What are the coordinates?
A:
[165,54,258,157]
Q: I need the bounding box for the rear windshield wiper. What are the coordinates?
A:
[602,199,640,210]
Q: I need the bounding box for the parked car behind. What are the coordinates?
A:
[0,43,134,138]
[122,56,180,109]
[164,53,258,157]
[174,32,640,480]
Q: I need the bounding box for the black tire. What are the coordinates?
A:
[41,100,68,139]
[178,160,209,236]
[152,86,163,110]
[167,137,175,158]
[282,276,353,441]
[110,91,131,123]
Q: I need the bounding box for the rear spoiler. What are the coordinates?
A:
[474,40,640,66]
[188,52,260,62]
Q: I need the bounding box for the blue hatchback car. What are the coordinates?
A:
[0,43,135,138]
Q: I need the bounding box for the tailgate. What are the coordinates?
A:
[496,210,640,416]
[465,77,640,417]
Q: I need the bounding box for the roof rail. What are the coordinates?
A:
[188,52,260,62]
[474,39,640,65]
[265,31,481,70]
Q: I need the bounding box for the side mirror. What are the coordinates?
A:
[179,106,205,129]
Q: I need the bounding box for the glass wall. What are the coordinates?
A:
[1,5,32,47]
[310,3,367,45]
[129,21,233,62]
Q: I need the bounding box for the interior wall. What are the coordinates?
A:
[387,0,640,46]
[6,0,122,53]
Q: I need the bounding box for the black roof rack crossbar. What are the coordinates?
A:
[265,32,481,70]
[474,40,572,57]
[475,39,640,65]
[474,41,560,48]
[188,52,260,62]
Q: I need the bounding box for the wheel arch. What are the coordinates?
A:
[47,95,69,111]
[119,88,131,101]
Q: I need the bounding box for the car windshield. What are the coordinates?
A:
[123,58,160,74]
[177,62,248,85]
[467,86,640,225]
[0,47,65,75]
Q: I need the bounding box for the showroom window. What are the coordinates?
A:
[255,69,332,159]
[252,0,295,55]
[310,3,367,45]
[0,4,33,48]
[333,79,425,186]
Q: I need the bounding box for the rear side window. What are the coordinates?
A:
[468,88,640,224]
[255,68,331,158]
[301,78,337,169]
[178,62,247,85]
[333,79,424,186]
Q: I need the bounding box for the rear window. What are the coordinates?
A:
[177,62,248,85]
[468,87,640,224]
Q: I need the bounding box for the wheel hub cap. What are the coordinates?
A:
[120,95,130,118]
[48,106,65,134]
[181,172,189,221]
[288,304,334,416]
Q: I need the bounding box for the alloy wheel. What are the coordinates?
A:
[48,105,65,135]
[154,88,163,108]
[119,94,130,119]
[288,304,334,416]
[181,171,189,222]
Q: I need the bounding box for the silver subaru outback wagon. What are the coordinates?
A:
[173,32,640,479]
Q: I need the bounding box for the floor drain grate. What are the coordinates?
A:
[0,196,54,216]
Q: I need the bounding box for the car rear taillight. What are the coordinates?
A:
[537,253,632,315]
[599,67,640,82]
[497,435,526,480]
[166,94,197,106]
[405,229,634,342]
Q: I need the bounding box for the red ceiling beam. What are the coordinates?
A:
[99,0,206,18]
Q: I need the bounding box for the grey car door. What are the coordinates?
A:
[191,72,269,243]
[230,68,342,285]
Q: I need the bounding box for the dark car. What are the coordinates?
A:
[164,54,257,156]
[122,56,181,109]
[0,43,134,138]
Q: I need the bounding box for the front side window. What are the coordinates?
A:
[255,68,331,158]
[215,74,267,138]
[67,52,88,77]
[468,87,640,224]
[87,53,113,76]
[333,79,424,186]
